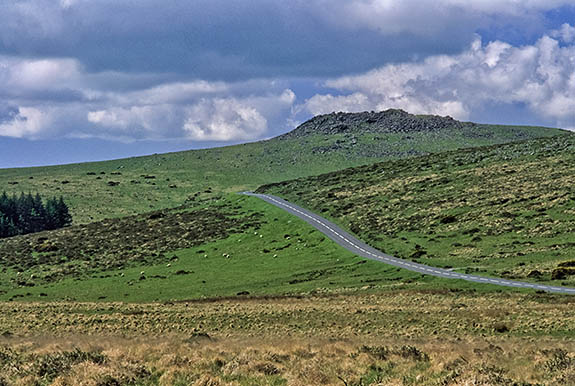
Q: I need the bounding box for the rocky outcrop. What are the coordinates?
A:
[279,109,473,139]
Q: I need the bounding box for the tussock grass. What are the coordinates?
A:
[0,292,573,339]
[259,134,575,285]
[0,288,573,384]
[0,333,573,384]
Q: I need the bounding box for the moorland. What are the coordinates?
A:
[0,109,573,385]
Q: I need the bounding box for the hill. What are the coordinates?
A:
[2,137,575,385]
[3,135,575,302]
[1,191,493,302]
[0,109,565,223]
[258,133,575,286]
[280,109,475,138]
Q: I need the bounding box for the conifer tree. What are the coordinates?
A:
[0,192,72,238]
[0,214,16,238]
[45,197,59,230]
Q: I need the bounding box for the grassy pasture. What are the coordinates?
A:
[0,193,525,303]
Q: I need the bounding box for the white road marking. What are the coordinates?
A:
[246,193,575,295]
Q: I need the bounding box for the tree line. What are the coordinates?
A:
[0,192,72,238]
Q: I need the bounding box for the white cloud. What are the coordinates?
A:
[83,89,295,142]
[0,56,81,93]
[1,13,574,142]
[304,30,575,128]
[0,54,296,141]
[87,109,127,128]
[11,58,80,90]
[183,98,268,141]
[317,0,575,36]
[304,93,371,116]
[0,107,50,138]
[119,81,230,105]
[551,23,575,43]
[59,0,78,9]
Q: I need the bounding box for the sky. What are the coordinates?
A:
[1,0,574,168]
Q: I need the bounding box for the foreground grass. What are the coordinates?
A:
[2,336,574,385]
[0,122,563,224]
[0,291,574,385]
[259,134,575,286]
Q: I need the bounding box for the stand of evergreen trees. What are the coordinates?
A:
[0,192,72,238]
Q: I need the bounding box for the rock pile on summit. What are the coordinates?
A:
[280,109,472,139]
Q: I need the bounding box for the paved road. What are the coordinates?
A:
[242,192,575,295]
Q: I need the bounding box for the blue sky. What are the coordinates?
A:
[1,0,574,168]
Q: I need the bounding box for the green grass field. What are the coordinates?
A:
[258,134,575,286]
[0,193,517,303]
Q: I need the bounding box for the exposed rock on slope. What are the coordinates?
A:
[279,109,472,139]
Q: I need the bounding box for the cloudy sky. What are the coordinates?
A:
[1,0,574,167]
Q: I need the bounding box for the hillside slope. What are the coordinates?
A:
[0,193,448,302]
[258,134,575,286]
[0,109,565,223]
[2,134,574,302]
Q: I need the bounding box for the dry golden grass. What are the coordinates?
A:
[0,291,573,384]
[0,335,574,385]
[1,291,573,339]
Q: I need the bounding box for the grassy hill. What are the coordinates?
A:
[5,134,575,302]
[0,192,492,302]
[258,134,575,287]
[1,115,573,385]
[0,110,570,301]
[0,109,565,224]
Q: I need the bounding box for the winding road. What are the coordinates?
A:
[243,192,575,295]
